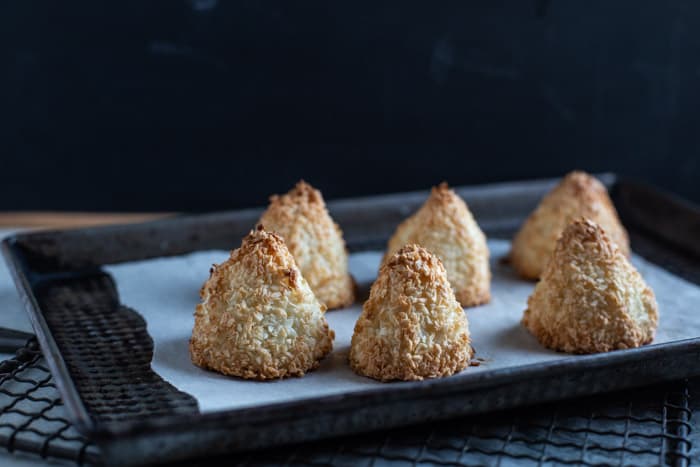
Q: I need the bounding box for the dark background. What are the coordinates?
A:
[2,1,699,212]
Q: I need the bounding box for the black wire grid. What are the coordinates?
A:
[0,338,99,465]
[0,338,693,466]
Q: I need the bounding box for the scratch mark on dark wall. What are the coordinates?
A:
[539,84,575,123]
[189,0,218,12]
[430,37,454,85]
[149,41,227,70]
[430,37,520,84]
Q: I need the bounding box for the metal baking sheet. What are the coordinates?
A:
[105,240,700,414]
[3,175,700,466]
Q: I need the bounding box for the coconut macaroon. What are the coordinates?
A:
[350,244,472,381]
[510,171,630,280]
[522,218,658,354]
[190,226,334,380]
[258,181,354,310]
[383,183,490,307]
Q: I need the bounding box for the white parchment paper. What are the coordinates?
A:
[106,240,700,413]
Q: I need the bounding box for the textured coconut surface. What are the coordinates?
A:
[105,239,700,413]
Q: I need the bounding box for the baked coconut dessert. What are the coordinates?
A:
[190,226,334,379]
[522,218,658,354]
[383,183,490,307]
[510,171,629,280]
[350,244,472,381]
[258,181,355,310]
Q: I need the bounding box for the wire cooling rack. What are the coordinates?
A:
[0,338,98,465]
[0,336,694,466]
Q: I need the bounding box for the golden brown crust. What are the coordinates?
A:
[258,181,355,310]
[522,218,658,354]
[189,226,334,380]
[510,171,630,280]
[350,244,472,381]
[383,183,491,308]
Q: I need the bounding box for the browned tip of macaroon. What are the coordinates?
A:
[384,243,446,272]
[556,217,619,260]
[434,181,451,193]
[426,182,458,205]
[239,225,289,260]
[267,180,321,206]
[291,180,322,203]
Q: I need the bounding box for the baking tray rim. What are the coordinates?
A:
[86,336,700,438]
[3,175,700,443]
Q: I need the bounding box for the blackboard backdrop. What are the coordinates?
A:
[2,1,699,211]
